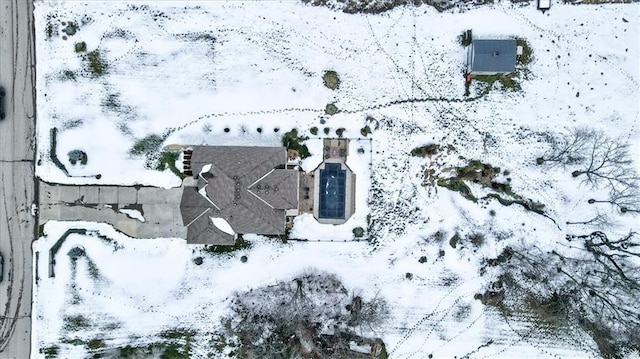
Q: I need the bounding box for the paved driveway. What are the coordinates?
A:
[39,183,187,239]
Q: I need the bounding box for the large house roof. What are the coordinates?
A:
[469,39,517,74]
[180,146,299,244]
[248,169,299,209]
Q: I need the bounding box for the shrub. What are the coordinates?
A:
[68,149,87,165]
[323,127,330,135]
[460,29,472,47]
[432,230,446,242]
[525,293,568,330]
[353,227,365,238]
[156,151,183,178]
[130,134,164,156]
[46,22,55,39]
[62,70,76,81]
[118,345,137,358]
[322,70,340,90]
[411,144,440,157]
[405,272,413,280]
[42,346,60,359]
[63,21,77,36]
[437,178,477,202]
[67,246,85,260]
[87,339,105,350]
[281,129,312,159]
[336,128,345,137]
[468,233,485,247]
[256,127,262,133]
[449,233,461,248]
[223,127,230,133]
[74,41,86,53]
[161,344,188,359]
[85,50,106,76]
[516,38,533,65]
[325,103,338,115]
[281,128,299,146]
[63,315,90,331]
[310,127,318,135]
[360,125,371,137]
[298,144,311,159]
[203,240,251,255]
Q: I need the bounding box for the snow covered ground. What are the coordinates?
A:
[32,0,639,358]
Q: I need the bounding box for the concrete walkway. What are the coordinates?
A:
[39,183,187,239]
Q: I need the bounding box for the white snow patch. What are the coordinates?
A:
[210,217,235,236]
[200,163,212,175]
[118,208,145,222]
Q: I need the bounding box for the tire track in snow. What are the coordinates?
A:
[417,308,488,358]
[403,290,481,359]
[389,278,480,356]
[365,10,430,99]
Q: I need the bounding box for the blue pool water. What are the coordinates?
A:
[318,163,346,219]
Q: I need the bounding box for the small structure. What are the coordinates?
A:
[180,146,299,244]
[538,0,551,12]
[467,39,517,76]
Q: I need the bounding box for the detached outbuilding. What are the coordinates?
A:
[538,0,551,11]
[467,39,517,76]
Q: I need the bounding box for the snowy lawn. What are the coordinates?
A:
[32,0,639,358]
[34,218,593,359]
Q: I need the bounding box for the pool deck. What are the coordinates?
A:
[299,173,315,214]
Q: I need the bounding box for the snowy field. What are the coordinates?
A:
[32,0,639,358]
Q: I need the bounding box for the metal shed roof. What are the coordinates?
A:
[469,39,517,74]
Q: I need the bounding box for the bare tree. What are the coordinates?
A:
[482,232,640,358]
[220,270,389,358]
[537,127,594,166]
[570,133,638,190]
[566,210,614,228]
[539,128,640,218]
[589,185,640,214]
[348,292,390,334]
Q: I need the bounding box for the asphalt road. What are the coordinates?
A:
[0,0,37,357]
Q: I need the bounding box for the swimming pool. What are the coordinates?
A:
[318,163,346,219]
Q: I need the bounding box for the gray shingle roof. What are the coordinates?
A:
[180,186,214,225]
[469,39,517,74]
[180,187,235,244]
[187,213,236,245]
[248,169,299,209]
[181,146,298,244]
